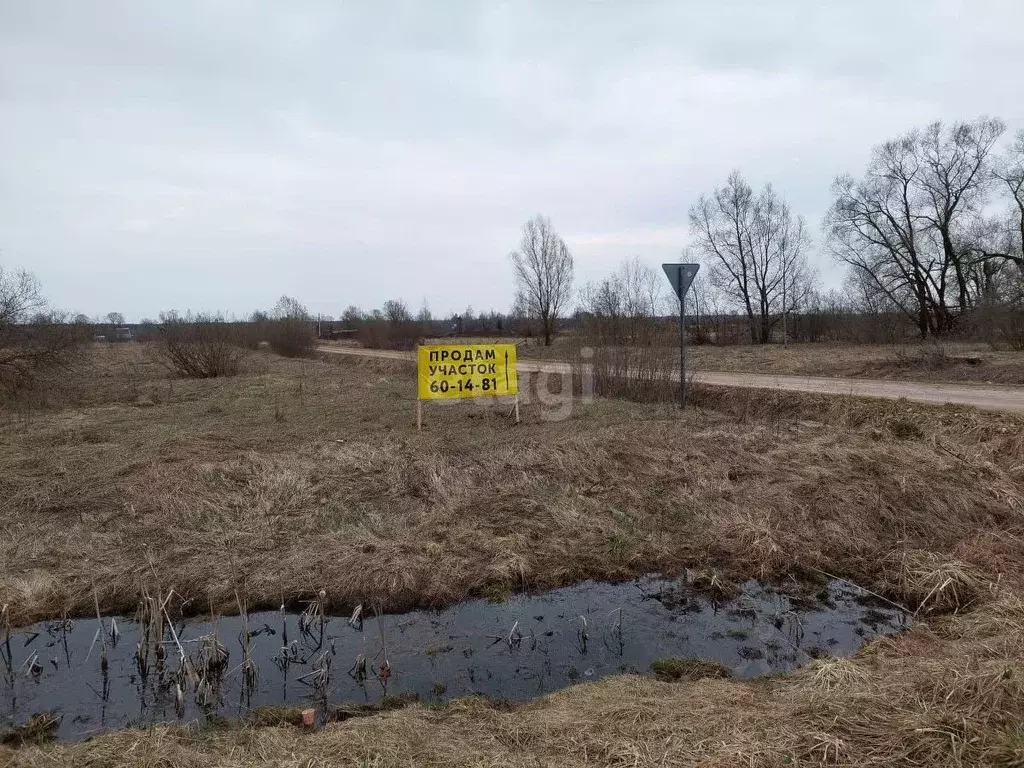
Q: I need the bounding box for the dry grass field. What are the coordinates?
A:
[688,341,1024,384]
[3,344,1024,766]
[512,337,1024,385]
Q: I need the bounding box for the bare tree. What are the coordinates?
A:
[106,311,125,326]
[975,130,1024,346]
[509,215,574,346]
[268,295,314,357]
[383,299,411,324]
[618,256,663,319]
[826,136,939,337]
[991,129,1024,266]
[578,276,624,340]
[689,172,755,340]
[917,117,1005,311]
[273,295,309,321]
[689,172,813,343]
[341,305,364,327]
[963,213,1020,306]
[579,257,663,345]
[416,301,433,324]
[0,267,87,394]
[827,117,1009,338]
[576,258,675,400]
[1,268,46,326]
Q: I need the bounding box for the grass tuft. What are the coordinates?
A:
[651,657,732,682]
[0,712,60,747]
[882,550,988,614]
[806,656,869,693]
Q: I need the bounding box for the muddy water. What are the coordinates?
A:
[1,577,908,742]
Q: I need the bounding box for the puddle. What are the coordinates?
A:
[1,577,908,742]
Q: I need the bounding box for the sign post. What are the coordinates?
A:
[662,263,700,409]
[416,343,519,430]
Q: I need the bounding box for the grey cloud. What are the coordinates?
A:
[1,1,1022,319]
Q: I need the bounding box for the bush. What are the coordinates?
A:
[1,315,89,396]
[574,340,678,402]
[887,417,924,440]
[0,267,89,398]
[689,323,713,345]
[156,315,246,378]
[1,318,90,402]
[267,317,316,358]
[259,295,317,358]
[996,307,1024,351]
[357,320,423,351]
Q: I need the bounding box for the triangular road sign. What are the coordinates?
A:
[662,263,700,301]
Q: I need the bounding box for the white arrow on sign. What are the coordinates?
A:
[662,263,700,302]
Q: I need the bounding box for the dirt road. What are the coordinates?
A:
[318,346,1024,414]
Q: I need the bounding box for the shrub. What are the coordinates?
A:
[0,314,89,397]
[997,307,1024,351]
[263,295,316,358]
[572,261,680,403]
[689,322,713,345]
[156,314,246,378]
[267,317,316,358]
[0,267,89,398]
[887,416,924,440]
[892,344,950,371]
[575,340,678,402]
[357,319,423,351]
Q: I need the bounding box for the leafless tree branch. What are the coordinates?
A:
[509,215,574,346]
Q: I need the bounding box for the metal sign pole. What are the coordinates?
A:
[662,262,700,411]
[679,291,686,409]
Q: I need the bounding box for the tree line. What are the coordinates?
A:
[3,114,1023,387]
[517,116,1024,347]
[827,118,1021,341]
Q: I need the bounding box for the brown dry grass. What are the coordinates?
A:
[517,336,1024,385]
[3,344,1024,766]
[2,346,1021,626]
[2,348,1024,626]
[688,341,1024,385]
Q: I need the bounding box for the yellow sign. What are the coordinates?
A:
[418,344,518,400]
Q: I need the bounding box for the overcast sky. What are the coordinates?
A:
[2,1,1022,321]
